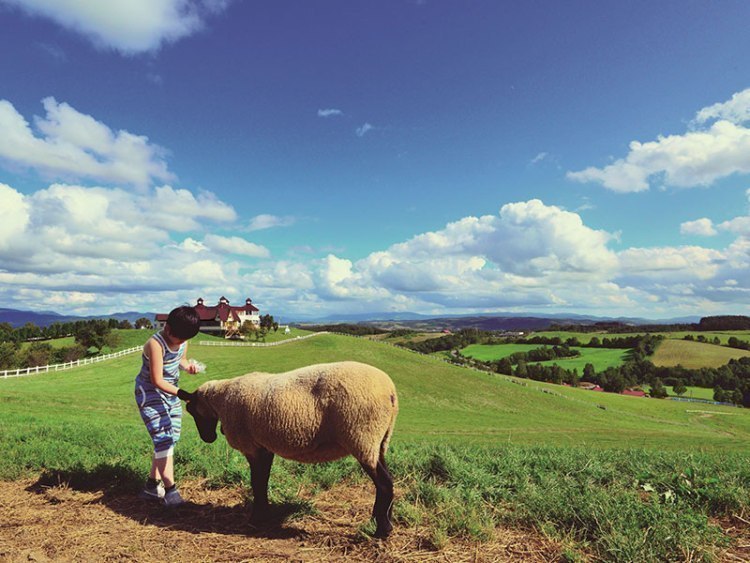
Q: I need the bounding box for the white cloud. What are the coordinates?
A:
[694,88,750,125]
[4,182,750,318]
[247,214,295,231]
[530,152,548,164]
[2,0,230,54]
[680,218,717,236]
[149,185,236,230]
[317,108,343,118]
[719,216,750,236]
[0,97,174,187]
[568,88,750,192]
[617,246,723,281]
[356,122,374,137]
[203,234,269,258]
[0,182,253,314]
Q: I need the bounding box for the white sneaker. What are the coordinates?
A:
[139,481,165,501]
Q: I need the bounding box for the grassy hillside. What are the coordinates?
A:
[651,339,750,369]
[2,333,749,561]
[3,333,749,452]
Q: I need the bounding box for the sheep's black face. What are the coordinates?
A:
[186,398,219,443]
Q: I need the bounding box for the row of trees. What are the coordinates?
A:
[548,315,750,334]
[302,323,388,336]
[485,345,580,374]
[0,317,151,344]
[0,319,124,370]
[239,314,280,341]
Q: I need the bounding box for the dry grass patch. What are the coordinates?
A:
[0,478,561,562]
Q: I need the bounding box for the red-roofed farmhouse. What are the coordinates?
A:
[155,296,260,335]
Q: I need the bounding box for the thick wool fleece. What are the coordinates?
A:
[196,361,398,467]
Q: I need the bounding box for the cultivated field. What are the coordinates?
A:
[1,333,749,561]
[650,338,750,369]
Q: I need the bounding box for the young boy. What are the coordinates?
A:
[134,305,201,506]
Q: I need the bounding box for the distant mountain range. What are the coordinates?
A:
[293,310,702,331]
[0,308,157,328]
[0,306,701,331]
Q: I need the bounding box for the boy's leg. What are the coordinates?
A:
[153,454,175,488]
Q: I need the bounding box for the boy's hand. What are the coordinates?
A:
[177,388,192,401]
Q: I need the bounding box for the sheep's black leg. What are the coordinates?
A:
[246,449,274,523]
[361,457,394,539]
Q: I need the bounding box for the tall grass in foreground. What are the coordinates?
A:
[2,419,746,561]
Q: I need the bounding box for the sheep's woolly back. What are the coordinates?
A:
[196,361,398,467]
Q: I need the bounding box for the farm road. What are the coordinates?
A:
[0,478,559,562]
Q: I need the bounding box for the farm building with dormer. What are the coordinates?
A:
[154,296,260,335]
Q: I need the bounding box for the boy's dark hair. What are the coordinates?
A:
[166,306,201,340]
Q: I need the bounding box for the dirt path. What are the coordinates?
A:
[0,478,561,562]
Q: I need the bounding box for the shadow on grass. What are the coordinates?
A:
[26,464,312,540]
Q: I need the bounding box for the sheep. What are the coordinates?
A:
[181,360,399,538]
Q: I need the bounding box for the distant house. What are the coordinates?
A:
[577,382,604,392]
[621,389,646,398]
[155,296,260,335]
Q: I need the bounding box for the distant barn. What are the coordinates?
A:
[155,296,260,335]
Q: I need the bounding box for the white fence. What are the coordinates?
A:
[0,346,142,379]
[198,332,327,347]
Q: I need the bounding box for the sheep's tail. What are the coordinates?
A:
[379,391,399,460]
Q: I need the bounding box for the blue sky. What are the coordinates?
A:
[1,0,750,320]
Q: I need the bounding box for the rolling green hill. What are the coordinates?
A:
[2,332,749,561]
[3,333,748,451]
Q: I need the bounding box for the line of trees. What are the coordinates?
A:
[682,334,750,352]
[0,318,125,370]
[300,323,389,336]
[548,315,750,334]
[240,314,280,341]
[0,317,149,345]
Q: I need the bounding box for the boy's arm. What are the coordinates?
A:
[147,338,180,396]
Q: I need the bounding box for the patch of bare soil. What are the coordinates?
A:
[0,478,562,562]
[718,513,750,562]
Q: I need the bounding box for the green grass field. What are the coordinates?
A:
[651,339,750,369]
[2,333,749,560]
[461,343,630,372]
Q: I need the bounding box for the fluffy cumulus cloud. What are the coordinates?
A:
[0,98,174,187]
[1,0,231,54]
[680,218,717,237]
[4,183,750,317]
[0,181,273,313]
[241,197,750,318]
[568,88,750,192]
[203,234,269,258]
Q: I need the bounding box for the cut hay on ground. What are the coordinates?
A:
[0,478,561,562]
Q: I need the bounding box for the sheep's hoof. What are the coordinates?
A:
[373,523,393,539]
